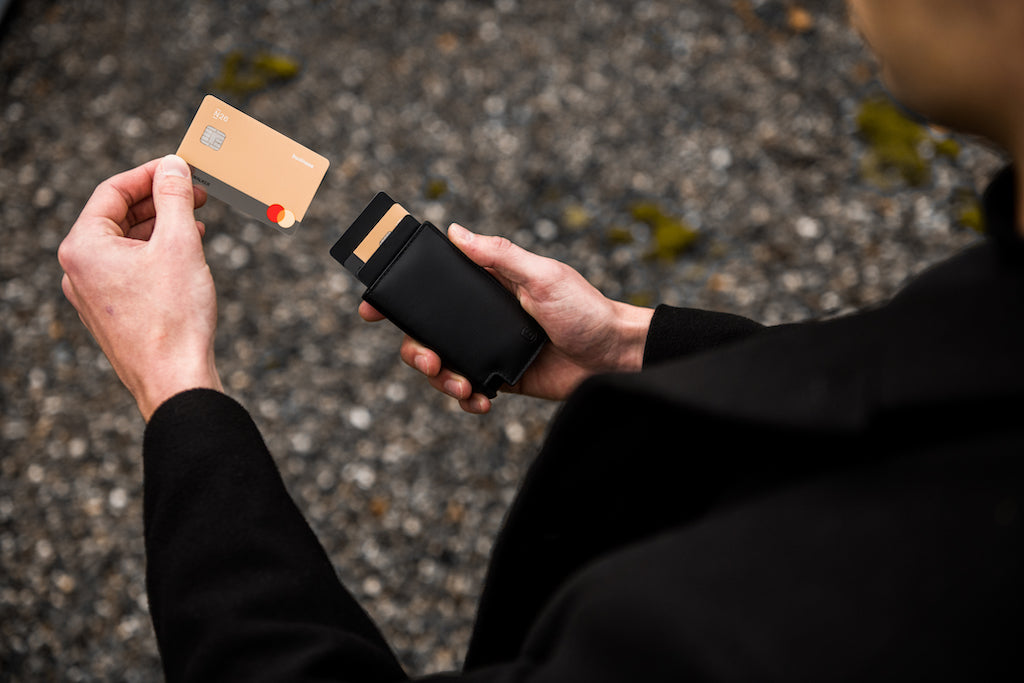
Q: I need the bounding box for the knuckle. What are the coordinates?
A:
[56,238,78,272]
[491,235,516,255]
[159,181,195,202]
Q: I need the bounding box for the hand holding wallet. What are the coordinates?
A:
[331,193,547,398]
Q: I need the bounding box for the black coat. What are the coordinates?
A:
[142,168,1024,681]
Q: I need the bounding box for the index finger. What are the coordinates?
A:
[358,300,387,322]
[72,158,162,237]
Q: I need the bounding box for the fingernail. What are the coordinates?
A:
[158,154,190,179]
[448,223,472,243]
[444,379,465,398]
[414,354,431,375]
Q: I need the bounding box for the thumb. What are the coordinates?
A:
[447,223,546,289]
[151,155,199,246]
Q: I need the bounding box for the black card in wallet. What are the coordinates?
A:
[330,192,547,398]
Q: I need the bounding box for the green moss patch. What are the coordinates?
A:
[952,187,985,233]
[210,50,301,99]
[855,97,962,189]
[631,202,699,261]
[855,97,929,187]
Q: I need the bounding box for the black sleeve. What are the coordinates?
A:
[142,388,409,683]
[642,303,765,367]
[144,388,749,683]
[140,389,639,683]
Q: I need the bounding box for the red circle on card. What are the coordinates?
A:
[267,204,286,222]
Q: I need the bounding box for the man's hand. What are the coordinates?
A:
[58,155,223,421]
[359,224,654,414]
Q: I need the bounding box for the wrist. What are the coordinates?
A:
[135,355,223,422]
[609,301,655,373]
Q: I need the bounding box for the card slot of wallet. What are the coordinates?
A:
[363,223,546,398]
[358,214,422,286]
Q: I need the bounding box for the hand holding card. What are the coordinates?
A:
[58,156,223,421]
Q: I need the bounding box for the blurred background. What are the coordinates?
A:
[0,0,1006,680]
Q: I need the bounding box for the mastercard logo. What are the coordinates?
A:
[266,203,296,228]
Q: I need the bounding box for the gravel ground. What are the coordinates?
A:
[0,0,1007,680]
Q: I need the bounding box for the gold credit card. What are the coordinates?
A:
[176,94,330,233]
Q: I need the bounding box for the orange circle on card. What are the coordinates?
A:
[267,204,286,223]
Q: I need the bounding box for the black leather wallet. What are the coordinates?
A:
[331,193,547,398]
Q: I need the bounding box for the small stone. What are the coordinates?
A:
[368,496,390,517]
[709,146,732,171]
[344,463,376,489]
[707,272,736,294]
[122,116,146,138]
[795,216,821,239]
[445,501,466,524]
[349,407,372,430]
[55,573,76,594]
[36,539,53,560]
[97,54,118,74]
[362,576,383,596]
[534,218,558,241]
[33,186,55,208]
[385,383,407,403]
[788,6,814,33]
[290,432,313,454]
[504,421,525,444]
[402,516,423,537]
[108,488,128,510]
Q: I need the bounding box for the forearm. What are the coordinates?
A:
[143,389,406,682]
